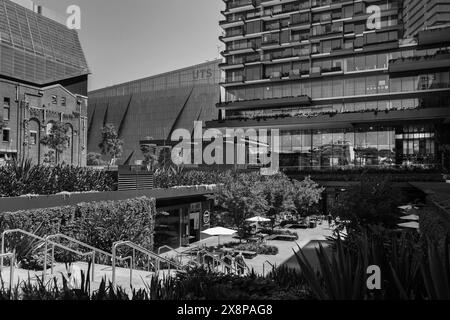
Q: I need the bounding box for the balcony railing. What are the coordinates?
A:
[389,51,450,75]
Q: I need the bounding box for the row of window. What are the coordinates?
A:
[225,0,390,23]
[3,94,70,122]
[274,125,436,169]
[226,23,398,53]
[225,72,450,101]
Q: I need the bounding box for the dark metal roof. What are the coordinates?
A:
[0,0,89,85]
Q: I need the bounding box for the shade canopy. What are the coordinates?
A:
[246,216,271,223]
[398,222,420,229]
[400,214,420,221]
[202,227,237,236]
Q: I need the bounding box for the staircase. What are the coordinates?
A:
[0,229,249,292]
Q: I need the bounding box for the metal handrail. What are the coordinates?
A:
[223,254,250,274]
[196,249,240,275]
[157,245,185,265]
[44,234,132,282]
[2,229,132,283]
[262,260,275,276]
[0,252,15,289]
[112,241,183,288]
[2,229,95,283]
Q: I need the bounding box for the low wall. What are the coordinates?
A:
[0,186,216,214]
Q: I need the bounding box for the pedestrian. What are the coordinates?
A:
[235,253,245,275]
[327,213,333,228]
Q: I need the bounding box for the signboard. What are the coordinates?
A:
[203,211,211,226]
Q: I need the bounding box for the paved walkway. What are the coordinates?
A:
[160,223,335,276]
[0,261,175,293]
[0,224,335,293]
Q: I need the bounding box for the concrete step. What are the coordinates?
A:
[0,261,177,292]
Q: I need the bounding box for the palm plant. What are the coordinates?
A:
[421,236,450,300]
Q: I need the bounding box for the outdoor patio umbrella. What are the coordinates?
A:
[398,221,420,229]
[400,214,419,221]
[246,216,271,232]
[202,227,237,245]
[246,216,271,223]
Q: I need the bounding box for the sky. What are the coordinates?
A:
[36,0,225,91]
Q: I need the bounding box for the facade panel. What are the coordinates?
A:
[88,60,222,165]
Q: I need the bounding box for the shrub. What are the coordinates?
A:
[0,197,156,268]
[260,228,299,240]
[223,242,279,255]
[420,205,450,253]
[331,177,405,230]
[0,160,116,197]
[0,266,311,300]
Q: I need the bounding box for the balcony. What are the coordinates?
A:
[224,75,245,84]
[223,43,257,56]
[223,0,256,14]
[217,95,312,110]
[418,27,450,47]
[219,61,245,70]
[209,107,450,131]
[389,51,450,76]
[219,17,245,29]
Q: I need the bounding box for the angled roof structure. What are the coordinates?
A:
[0,0,89,85]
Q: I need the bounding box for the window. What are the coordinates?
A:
[332,39,342,50]
[2,129,10,143]
[322,40,332,54]
[61,97,67,107]
[51,95,57,104]
[344,23,355,34]
[343,5,353,18]
[366,55,377,70]
[30,131,37,145]
[3,97,10,121]
[355,24,365,35]
[355,56,365,71]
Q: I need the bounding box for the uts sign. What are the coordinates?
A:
[193,69,214,80]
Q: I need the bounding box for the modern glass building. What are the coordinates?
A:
[88,60,222,165]
[207,0,450,171]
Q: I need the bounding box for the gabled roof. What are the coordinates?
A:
[0,0,89,85]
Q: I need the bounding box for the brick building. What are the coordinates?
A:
[0,0,89,166]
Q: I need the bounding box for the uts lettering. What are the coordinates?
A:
[193,69,213,80]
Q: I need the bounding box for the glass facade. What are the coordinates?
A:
[216,0,450,171]
[278,125,436,170]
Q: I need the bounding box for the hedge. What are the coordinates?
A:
[0,197,156,268]
[0,162,117,198]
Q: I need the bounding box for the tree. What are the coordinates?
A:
[157,147,176,169]
[263,174,296,228]
[211,173,269,239]
[140,142,158,171]
[40,122,70,164]
[331,177,404,231]
[87,152,107,166]
[291,176,325,219]
[98,125,123,166]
